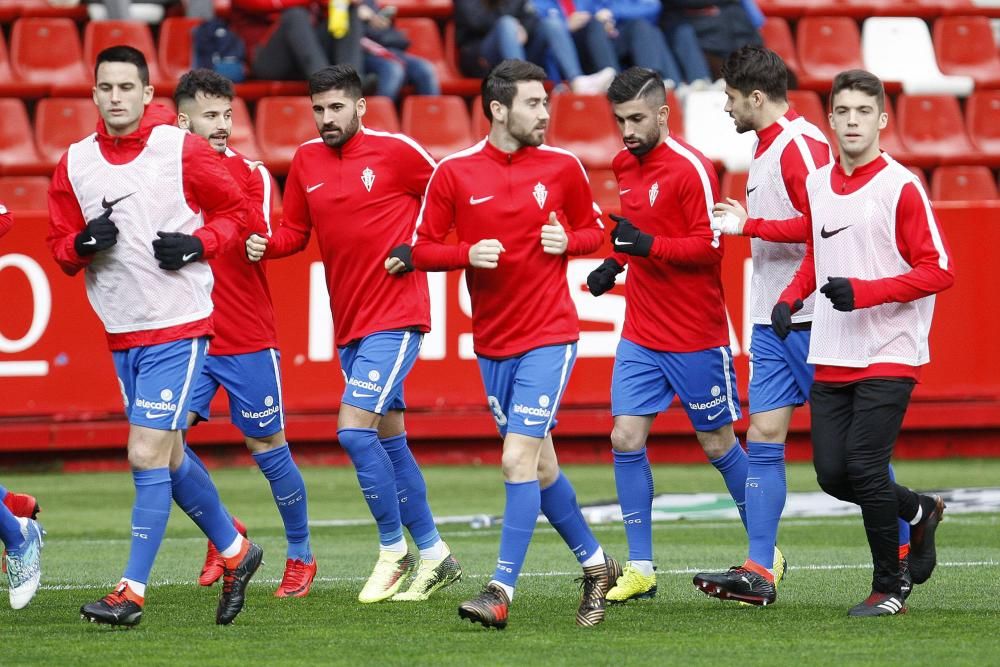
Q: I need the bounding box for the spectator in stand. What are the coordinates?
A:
[531,0,617,92]
[455,0,613,93]
[661,0,762,73]
[48,0,214,20]
[358,1,440,100]
[228,0,362,81]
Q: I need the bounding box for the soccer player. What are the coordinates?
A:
[584,66,748,603]
[771,70,951,616]
[174,69,316,597]
[0,211,45,610]
[47,46,263,627]
[693,48,913,606]
[245,65,461,603]
[412,59,621,630]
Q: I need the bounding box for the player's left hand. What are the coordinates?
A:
[541,212,568,255]
[152,231,204,270]
[246,233,268,262]
[385,243,415,274]
[820,276,855,312]
[609,213,653,256]
[712,198,747,235]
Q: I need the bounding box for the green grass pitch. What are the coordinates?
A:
[2,459,998,666]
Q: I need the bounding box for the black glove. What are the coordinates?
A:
[388,243,414,274]
[820,277,855,312]
[152,231,204,270]
[771,299,803,340]
[586,258,624,296]
[74,209,119,256]
[609,213,653,257]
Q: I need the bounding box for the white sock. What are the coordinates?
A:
[630,560,654,576]
[419,539,449,561]
[489,579,514,601]
[220,534,245,559]
[381,537,408,553]
[909,504,924,526]
[580,546,605,568]
[122,578,146,597]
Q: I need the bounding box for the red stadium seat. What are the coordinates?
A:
[152,97,176,114]
[931,165,999,201]
[390,0,453,18]
[666,89,683,140]
[159,16,202,84]
[396,17,480,96]
[588,169,620,215]
[229,96,261,159]
[721,170,750,207]
[0,30,41,97]
[906,165,930,192]
[934,16,1000,88]
[760,17,802,82]
[34,97,99,167]
[362,96,401,134]
[9,18,88,90]
[896,94,984,166]
[547,93,620,169]
[965,90,1000,159]
[878,97,919,166]
[471,96,491,139]
[0,176,50,212]
[401,95,473,161]
[796,17,864,91]
[82,21,166,91]
[0,99,45,175]
[786,89,835,144]
[254,96,316,175]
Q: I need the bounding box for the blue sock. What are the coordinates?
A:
[338,428,403,546]
[613,448,654,562]
[0,483,8,501]
[889,464,911,548]
[493,480,540,587]
[123,468,172,585]
[253,444,312,561]
[381,433,440,550]
[0,502,24,549]
[746,440,786,568]
[170,455,239,551]
[710,441,749,529]
[183,443,234,524]
[540,472,599,564]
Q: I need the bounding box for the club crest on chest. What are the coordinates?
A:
[362,167,375,192]
[533,182,548,209]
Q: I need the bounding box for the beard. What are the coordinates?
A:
[321,112,360,148]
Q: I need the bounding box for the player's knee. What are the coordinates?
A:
[245,431,285,454]
[748,421,787,444]
[610,424,644,452]
[815,466,850,500]
[501,447,537,482]
[536,459,559,487]
[844,459,888,490]
[127,445,164,471]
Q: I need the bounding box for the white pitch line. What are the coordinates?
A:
[37,560,999,592]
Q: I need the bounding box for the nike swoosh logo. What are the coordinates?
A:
[258,415,277,428]
[131,526,152,531]
[306,183,325,193]
[622,511,639,518]
[523,417,547,426]
[820,224,852,239]
[618,189,631,195]
[352,390,375,398]
[706,408,725,421]
[276,489,301,501]
[613,239,633,246]
[101,192,135,209]
[498,560,515,565]
[469,195,494,205]
[182,252,199,262]
[145,410,170,419]
[746,186,758,195]
[82,238,98,245]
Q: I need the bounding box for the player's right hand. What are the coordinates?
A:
[586,258,624,296]
[246,233,268,262]
[385,243,415,275]
[469,239,505,269]
[74,209,119,256]
[712,198,747,236]
[770,299,803,340]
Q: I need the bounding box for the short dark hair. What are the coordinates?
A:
[308,65,363,99]
[95,45,150,86]
[606,67,665,108]
[720,46,788,102]
[481,59,546,122]
[830,69,885,112]
[174,68,235,107]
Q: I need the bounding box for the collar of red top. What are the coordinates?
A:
[482,139,539,164]
[832,151,889,182]
[329,126,367,154]
[754,108,801,155]
[93,103,176,148]
[635,139,672,163]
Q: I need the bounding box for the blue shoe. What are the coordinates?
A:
[7,517,43,610]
